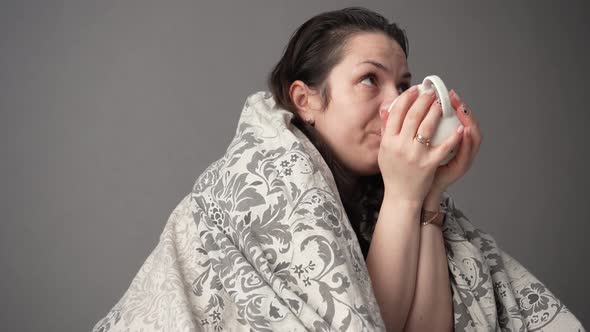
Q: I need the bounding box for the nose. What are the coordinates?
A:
[379,93,401,117]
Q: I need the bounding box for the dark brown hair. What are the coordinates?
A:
[267,7,410,259]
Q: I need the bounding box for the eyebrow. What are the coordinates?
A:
[358,60,412,79]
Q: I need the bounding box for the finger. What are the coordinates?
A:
[383,85,419,137]
[449,90,482,155]
[400,89,437,141]
[449,89,479,130]
[415,96,443,142]
[448,126,473,172]
[380,107,389,135]
[466,123,481,157]
[433,123,465,164]
[449,90,471,122]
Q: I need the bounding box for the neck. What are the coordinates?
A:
[334,159,362,200]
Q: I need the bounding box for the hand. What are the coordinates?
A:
[426,90,483,200]
[378,86,465,205]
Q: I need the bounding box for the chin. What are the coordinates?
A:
[365,149,381,175]
[355,159,380,176]
[365,164,381,176]
[342,146,380,176]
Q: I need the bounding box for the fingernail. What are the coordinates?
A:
[457,125,464,134]
[450,89,461,101]
[408,85,418,92]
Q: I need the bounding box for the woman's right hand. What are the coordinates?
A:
[377,86,464,205]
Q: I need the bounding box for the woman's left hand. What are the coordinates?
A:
[424,90,483,205]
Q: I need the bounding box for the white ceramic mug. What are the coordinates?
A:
[387,75,463,165]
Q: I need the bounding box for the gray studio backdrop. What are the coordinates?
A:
[1,0,588,331]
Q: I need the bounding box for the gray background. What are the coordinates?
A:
[1,0,588,330]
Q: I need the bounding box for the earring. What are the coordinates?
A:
[306,117,315,126]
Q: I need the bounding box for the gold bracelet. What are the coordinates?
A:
[420,209,444,227]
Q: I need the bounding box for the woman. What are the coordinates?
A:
[268,8,468,331]
[93,7,585,332]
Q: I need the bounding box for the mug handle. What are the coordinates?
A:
[385,74,452,116]
[421,75,453,117]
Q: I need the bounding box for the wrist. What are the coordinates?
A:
[382,190,423,211]
[423,191,443,211]
[420,209,445,227]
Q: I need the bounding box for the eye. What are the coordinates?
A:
[360,73,378,87]
[398,83,410,94]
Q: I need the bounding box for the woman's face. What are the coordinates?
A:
[301,32,412,176]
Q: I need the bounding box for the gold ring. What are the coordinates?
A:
[415,133,431,147]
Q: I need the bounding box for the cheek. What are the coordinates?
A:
[366,132,382,150]
[327,99,378,146]
[325,105,361,135]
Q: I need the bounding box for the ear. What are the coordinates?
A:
[289,80,322,120]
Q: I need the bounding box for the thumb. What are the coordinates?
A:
[380,109,389,135]
[435,124,464,161]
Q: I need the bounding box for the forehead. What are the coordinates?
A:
[341,32,408,71]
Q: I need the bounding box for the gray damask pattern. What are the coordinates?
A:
[92,91,585,331]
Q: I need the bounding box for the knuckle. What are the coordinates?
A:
[431,104,442,116]
[474,129,483,143]
[387,140,403,155]
[421,123,436,134]
[406,153,420,165]
[406,110,421,120]
[423,123,435,133]
[400,93,417,107]
[380,138,394,150]
[432,98,442,107]
[420,92,433,100]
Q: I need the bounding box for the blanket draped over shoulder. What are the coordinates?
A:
[93,91,585,331]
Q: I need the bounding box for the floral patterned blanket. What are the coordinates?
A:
[93,91,585,331]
